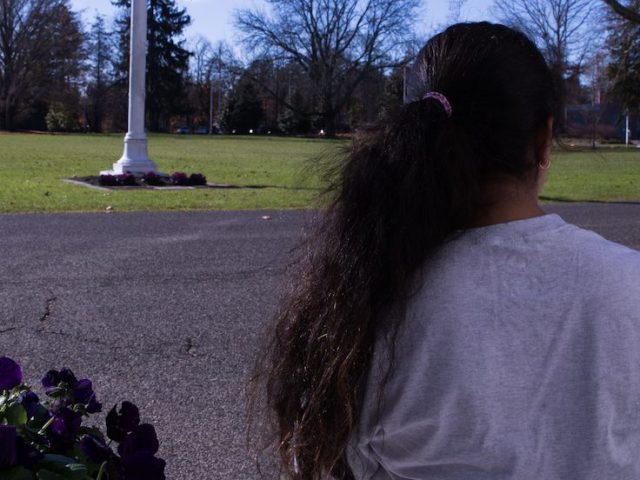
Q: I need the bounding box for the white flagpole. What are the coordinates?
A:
[102,0,158,175]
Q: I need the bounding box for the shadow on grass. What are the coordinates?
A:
[221,184,322,191]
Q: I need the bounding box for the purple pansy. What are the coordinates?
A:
[73,378,102,412]
[171,172,189,185]
[42,369,60,392]
[73,379,93,403]
[86,394,102,414]
[49,408,82,447]
[41,367,77,392]
[106,402,140,443]
[42,369,102,412]
[0,425,17,468]
[121,451,166,480]
[117,424,165,480]
[48,398,67,416]
[18,391,40,418]
[59,368,77,385]
[1,361,165,477]
[0,356,22,390]
[117,173,138,186]
[118,424,159,458]
[189,173,207,186]
[143,171,164,186]
[99,174,118,186]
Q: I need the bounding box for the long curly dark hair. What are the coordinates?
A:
[252,22,558,480]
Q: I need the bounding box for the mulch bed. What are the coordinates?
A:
[66,176,246,190]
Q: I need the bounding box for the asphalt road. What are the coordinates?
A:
[0,203,638,479]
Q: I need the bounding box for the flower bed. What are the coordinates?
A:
[0,356,165,479]
[97,171,207,188]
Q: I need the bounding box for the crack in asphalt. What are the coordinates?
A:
[43,329,113,348]
[40,329,168,356]
[37,328,204,358]
[6,312,201,357]
[39,293,57,322]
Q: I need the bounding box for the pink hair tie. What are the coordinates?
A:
[422,91,453,118]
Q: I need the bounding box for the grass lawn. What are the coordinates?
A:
[0,132,638,213]
[0,133,341,213]
[541,148,640,202]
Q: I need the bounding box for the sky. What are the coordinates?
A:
[69,0,496,47]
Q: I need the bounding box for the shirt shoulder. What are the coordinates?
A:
[558,223,640,296]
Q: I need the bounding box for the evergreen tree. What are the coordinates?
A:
[114,0,191,131]
[85,14,115,132]
[224,77,264,134]
[43,2,85,131]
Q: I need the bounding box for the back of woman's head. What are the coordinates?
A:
[406,22,557,182]
[254,22,558,480]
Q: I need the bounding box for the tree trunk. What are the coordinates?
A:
[1,72,14,130]
[92,102,103,133]
[602,0,640,23]
[2,98,13,131]
[550,63,567,133]
[323,87,337,137]
[149,109,160,132]
[324,113,337,138]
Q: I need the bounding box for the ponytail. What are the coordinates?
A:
[251,22,557,480]
[254,99,478,479]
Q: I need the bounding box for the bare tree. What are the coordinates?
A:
[187,37,238,131]
[206,41,237,131]
[0,0,82,130]
[191,36,215,87]
[602,0,640,22]
[494,0,595,70]
[584,51,608,147]
[235,0,419,136]
[447,0,468,23]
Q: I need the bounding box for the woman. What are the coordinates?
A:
[255,22,640,479]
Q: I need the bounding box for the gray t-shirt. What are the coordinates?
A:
[348,214,640,480]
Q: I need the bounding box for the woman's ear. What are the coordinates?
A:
[535,116,554,166]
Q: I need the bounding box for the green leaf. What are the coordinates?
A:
[4,466,35,480]
[44,387,65,398]
[41,454,78,466]
[36,470,66,480]
[40,455,88,480]
[78,426,104,440]
[62,464,87,480]
[5,403,27,426]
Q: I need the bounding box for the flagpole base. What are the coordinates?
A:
[100,134,159,176]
